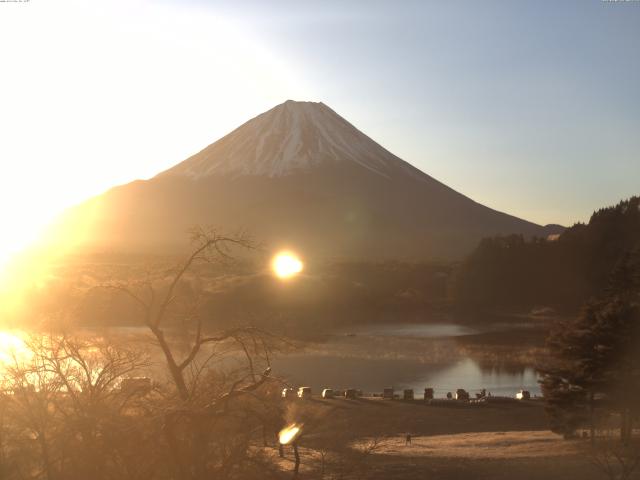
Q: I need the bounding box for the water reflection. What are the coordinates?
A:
[1,322,544,398]
[346,323,479,338]
[272,355,540,398]
[411,358,540,397]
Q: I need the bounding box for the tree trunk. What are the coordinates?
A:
[152,327,190,401]
[624,408,632,444]
[293,443,300,478]
[589,391,595,445]
[620,408,631,445]
[163,414,191,480]
[38,431,55,480]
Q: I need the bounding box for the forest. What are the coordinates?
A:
[452,197,640,313]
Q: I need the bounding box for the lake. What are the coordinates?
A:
[272,322,543,398]
[0,321,544,398]
[343,322,479,338]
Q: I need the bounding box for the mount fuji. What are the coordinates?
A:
[63,100,561,260]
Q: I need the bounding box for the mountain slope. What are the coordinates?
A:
[159,100,402,179]
[60,100,562,260]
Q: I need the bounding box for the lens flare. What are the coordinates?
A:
[272,251,303,279]
[278,423,302,445]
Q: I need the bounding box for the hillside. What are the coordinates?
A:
[53,101,561,261]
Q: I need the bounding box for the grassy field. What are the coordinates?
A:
[265,396,602,480]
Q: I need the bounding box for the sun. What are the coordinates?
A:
[272,251,303,279]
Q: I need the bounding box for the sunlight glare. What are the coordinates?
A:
[0,331,30,366]
[0,0,308,285]
[272,252,303,279]
[278,424,302,445]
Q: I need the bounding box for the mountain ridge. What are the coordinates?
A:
[55,100,563,260]
[159,100,416,180]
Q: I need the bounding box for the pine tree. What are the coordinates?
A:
[539,250,640,441]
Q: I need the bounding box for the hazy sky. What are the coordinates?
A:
[0,0,639,259]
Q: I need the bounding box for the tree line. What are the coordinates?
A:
[452,196,640,313]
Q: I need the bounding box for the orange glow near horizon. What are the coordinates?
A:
[272,251,303,280]
[0,197,104,320]
[0,1,308,294]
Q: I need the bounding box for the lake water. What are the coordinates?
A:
[272,355,540,398]
[0,322,543,398]
[272,322,542,398]
[343,322,479,338]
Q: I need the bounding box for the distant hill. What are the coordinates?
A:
[55,100,562,261]
[453,196,640,311]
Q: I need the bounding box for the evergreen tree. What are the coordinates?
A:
[454,196,640,312]
[539,250,640,441]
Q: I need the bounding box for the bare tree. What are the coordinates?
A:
[589,430,640,480]
[1,333,151,480]
[95,228,287,479]
[0,229,289,480]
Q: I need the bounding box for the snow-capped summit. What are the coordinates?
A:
[160,100,397,179]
